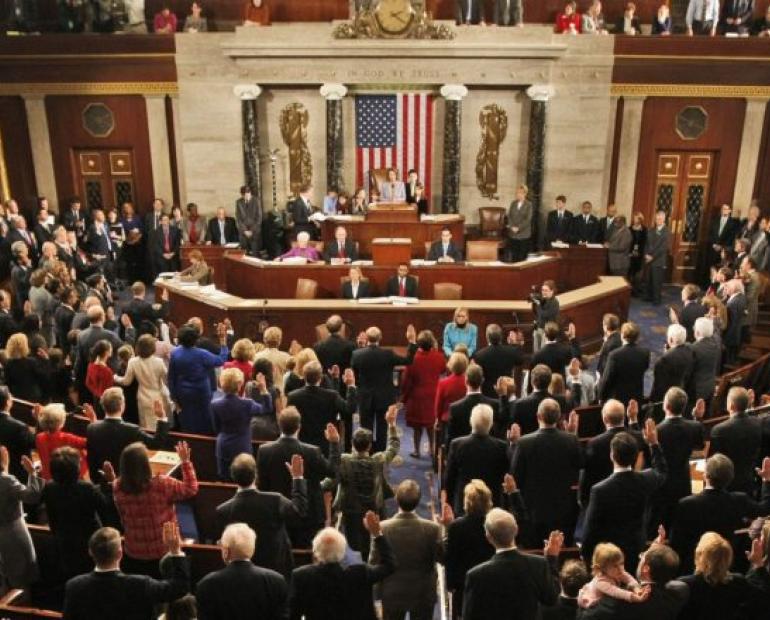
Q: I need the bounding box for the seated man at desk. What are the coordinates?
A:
[379,168,406,202]
[277,231,322,262]
[427,227,463,263]
[206,207,239,246]
[324,226,358,263]
[385,263,419,297]
[342,266,370,299]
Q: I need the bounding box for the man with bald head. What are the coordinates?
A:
[351,323,417,451]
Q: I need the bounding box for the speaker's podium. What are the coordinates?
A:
[366,203,418,222]
[371,237,412,265]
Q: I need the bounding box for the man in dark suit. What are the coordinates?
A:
[33,207,54,245]
[286,182,317,239]
[707,386,761,494]
[648,387,705,536]
[427,227,463,262]
[86,387,170,483]
[287,361,357,455]
[596,313,622,377]
[60,196,87,246]
[216,453,306,581]
[509,364,566,437]
[62,524,190,620]
[152,213,181,273]
[511,398,582,547]
[445,364,501,447]
[7,215,38,263]
[462,509,561,620]
[577,544,688,620]
[597,203,617,245]
[384,263,419,297]
[257,407,340,547]
[570,201,600,244]
[313,315,355,373]
[472,323,524,398]
[207,207,240,246]
[341,266,370,300]
[197,522,288,620]
[290,511,395,620]
[86,208,115,280]
[532,322,582,377]
[670,453,770,574]
[121,281,167,331]
[506,184,533,262]
[235,185,262,256]
[404,168,419,204]
[687,316,721,406]
[350,324,417,451]
[644,210,670,305]
[597,321,650,406]
[676,283,707,342]
[581,420,667,575]
[724,278,747,365]
[143,198,165,281]
[323,225,358,263]
[707,203,740,268]
[445,403,511,516]
[545,195,573,246]
[0,386,35,481]
[73,305,125,384]
[648,324,694,421]
[0,290,20,349]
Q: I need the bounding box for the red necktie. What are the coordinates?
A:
[399,278,406,296]
[189,218,198,244]
[338,244,345,259]
[164,228,170,253]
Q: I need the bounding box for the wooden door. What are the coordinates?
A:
[73,149,136,212]
[652,152,713,284]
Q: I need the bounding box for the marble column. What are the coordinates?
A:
[320,83,348,193]
[144,94,174,204]
[440,84,468,214]
[234,84,263,203]
[525,84,554,249]
[22,94,58,208]
[614,95,646,220]
[734,98,769,210]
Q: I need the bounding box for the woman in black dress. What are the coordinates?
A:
[628,211,648,295]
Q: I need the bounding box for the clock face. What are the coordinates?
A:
[374,0,415,35]
[675,106,708,141]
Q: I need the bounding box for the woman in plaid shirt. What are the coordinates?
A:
[114,440,198,576]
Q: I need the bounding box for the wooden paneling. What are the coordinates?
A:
[0,96,37,215]
[45,95,155,214]
[754,101,770,212]
[633,97,745,226]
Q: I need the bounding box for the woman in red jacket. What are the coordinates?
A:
[35,403,96,480]
[433,352,469,455]
[401,330,447,460]
[555,0,582,33]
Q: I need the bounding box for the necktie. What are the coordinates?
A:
[443,244,448,257]
[338,244,345,259]
[701,0,708,20]
[219,220,225,244]
[399,278,406,296]
[391,183,395,198]
[103,226,111,251]
[189,219,198,244]
[164,228,170,253]
[585,215,589,224]
[719,217,726,235]
[155,214,159,230]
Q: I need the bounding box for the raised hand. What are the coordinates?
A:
[749,389,756,408]
[566,323,576,340]
[82,403,97,423]
[21,454,36,476]
[568,358,581,377]
[746,535,766,568]
[329,364,340,380]
[544,530,564,557]
[162,521,182,555]
[643,418,658,446]
[288,340,303,356]
[507,423,521,444]
[215,322,228,343]
[439,501,455,526]
[363,510,382,536]
[755,457,770,482]
[254,372,268,393]
[0,446,10,473]
[626,399,639,424]
[503,473,517,494]
[566,411,579,435]
[324,423,340,444]
[176,441,191,463]
[101,461,116,483]
[285,453,304,479]
[692,398,706,420]
[343,368,356,387]
[406,324,416,343]
[496,376,514,397]
[120,313,133,329]
[385,404,399,427]
[654,524,667,546]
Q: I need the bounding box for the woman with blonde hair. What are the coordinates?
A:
[4,332,51,403]
[283,347,334,395]
[223,337,256,395]
[434,352,469,449]
[35,402,95,480]
[679,532,764,619]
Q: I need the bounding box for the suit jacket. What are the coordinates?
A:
[216,484,306,580]
[597,343,650,405]
[427,240,463,262]
[615,14,642,33]
[463,550,559,620]
[687,336,721,401]
[508,391,567,437]
[153,226,181,266]
[532,339,582,377]
[235,196,262,233]
[350,344,416,412]
[543,596,579,620]
[571,214,601,244]
[444,512,494,594]
[576,581,688,620]
[648,344,695,406]
[290,534,395,620]
[445,433,511,515]
[74,325,124,381]
[180,216,207,244]
[197,560,288,620]
[655,416,704,502]
[405,180,418,204]
[374,512,443,611]
[749,231,769,272]
[0,308,20,349]
[725,293,747,348]
[511,427,582,540]
[598,216,617,244]
[607,225,632,275]
[379,181,406,202]
[545,210,573,245]
[578,426,647,508]
[122,297,167,330]
[207,217,239,245]
[323,239,358,263]
[86,223,114,257]
[446,393,502,447]
[507,200,532,240]
[581,444,667,565]
[680,301,707,342]
[708,215,740,248]
[0,411,36,481]
[341,279,370,300]
[472,343,524,398]
[86,417,170,482]
[144,211,163,239]
[597,331,622,376]
[670,482,770,573]
[313,334,355,373]
[287,384,356,453]
[644,226,670,268]
[33,221,54,245]
[286,197,313,229]
[8,227,38,259]
[384,275,418,297]
[707,412,762,494]
[61,208,87,239]
[62,555,190,620]
[257,436,340,527]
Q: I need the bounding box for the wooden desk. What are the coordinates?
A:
[366,203,419,222]
[160,276,630,350]
[372,238,412,265]
[554,245,609,290]
[222,254,563,300]
[320,214,464,258]
[180,244,244,290]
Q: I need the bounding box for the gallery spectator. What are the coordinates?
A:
[615,1,642,34]
[153,4,178,32]
[555,1,581,33]
[183,1,208,32]
[244,0,271,25]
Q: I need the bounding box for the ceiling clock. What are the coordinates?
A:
[675,106,708,141]
[333,0,454,40]
[373,0,416,36]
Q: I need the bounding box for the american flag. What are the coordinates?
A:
[355,93,434,198]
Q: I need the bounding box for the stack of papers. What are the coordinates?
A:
[309,212,326,222]
[149,451,181,467]
[466,261,505,267]
[410,259,437,266]
[551,241,570,248]
[224,242,240,248]
[281,256,308,264]
[585,243,605,249]
[351,260,374,266]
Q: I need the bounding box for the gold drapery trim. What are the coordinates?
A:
[0,128,9,203]
[0,82,178,96]
[612,83,770,99]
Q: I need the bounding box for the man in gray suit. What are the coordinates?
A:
[235,185,262,256]
[644,210,670,305]
[506,184,532,262]
[371,479,443,620]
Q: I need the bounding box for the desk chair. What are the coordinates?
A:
[478,207,507,238]
[433,282,463,300]
[466,240,499,261]
[295,278,319,299]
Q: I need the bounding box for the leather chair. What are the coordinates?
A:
[290,240,325,253]
[295,278,319,299]
[478,207,507,238]
[434,282,463,300]
[424,241,432,259]
[466,240,500,262]
[369,168,399,196]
